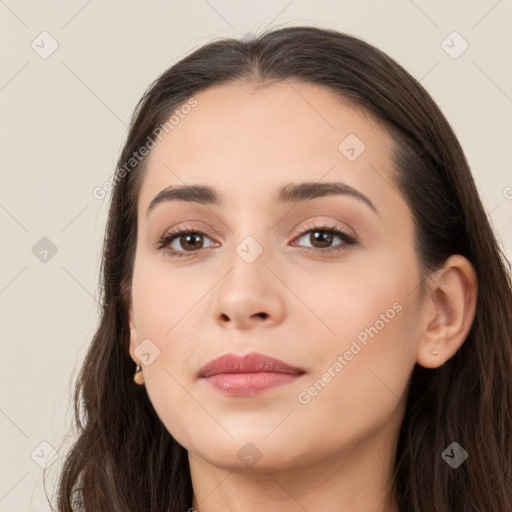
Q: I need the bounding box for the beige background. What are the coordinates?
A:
[0,1,511,510]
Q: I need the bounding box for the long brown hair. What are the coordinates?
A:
[51,26,512,511]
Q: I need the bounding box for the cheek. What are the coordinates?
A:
[130,254,212,344]
[295,250,419,418]
[130,260,218,441]
[290,298,417,459]
[294,248,416,353]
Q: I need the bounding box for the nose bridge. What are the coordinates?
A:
[226,203,273,267]
[226,227,271,293]
[211,218,285,329]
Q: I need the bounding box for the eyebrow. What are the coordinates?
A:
[146,181,378,216]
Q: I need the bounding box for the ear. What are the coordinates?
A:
[416,254,478,369]
[127,302,146,386]
[127,300,140,365]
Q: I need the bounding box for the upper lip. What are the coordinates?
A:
[199,352,305,378]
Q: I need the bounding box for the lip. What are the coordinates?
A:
[199,352,305,396]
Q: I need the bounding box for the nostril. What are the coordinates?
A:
[255,312,268,319]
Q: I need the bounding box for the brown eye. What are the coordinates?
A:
[157,228,217,256]
[178,233,204,251]
[157,223,356,259]
[308,230,334,248]
[294,226,356,252]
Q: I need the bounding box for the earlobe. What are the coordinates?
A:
[416,255,478,369]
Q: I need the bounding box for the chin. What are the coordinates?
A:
[186,435,309,474]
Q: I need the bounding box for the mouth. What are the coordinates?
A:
[199,352,306,396]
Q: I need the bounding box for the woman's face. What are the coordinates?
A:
[128,81,425,472]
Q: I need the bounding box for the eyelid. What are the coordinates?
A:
[156,218,353,244]
[155,223,217,252]
[290,221,357,250]
[292,218,355,239]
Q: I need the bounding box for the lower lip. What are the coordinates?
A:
[203,372,303,396]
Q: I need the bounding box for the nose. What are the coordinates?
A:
[212,244,286,331]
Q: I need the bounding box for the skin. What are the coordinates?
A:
[127,81,477,512]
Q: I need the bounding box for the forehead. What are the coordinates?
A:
[137,80,399,213]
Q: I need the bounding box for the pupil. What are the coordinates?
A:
[183,233,202,250]
[312,230,332,248]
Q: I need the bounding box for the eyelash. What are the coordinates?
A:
[156,222,357,259]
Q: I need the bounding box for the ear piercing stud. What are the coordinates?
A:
[134,364,144,385]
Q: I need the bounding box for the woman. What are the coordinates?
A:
[53,26,512,511]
